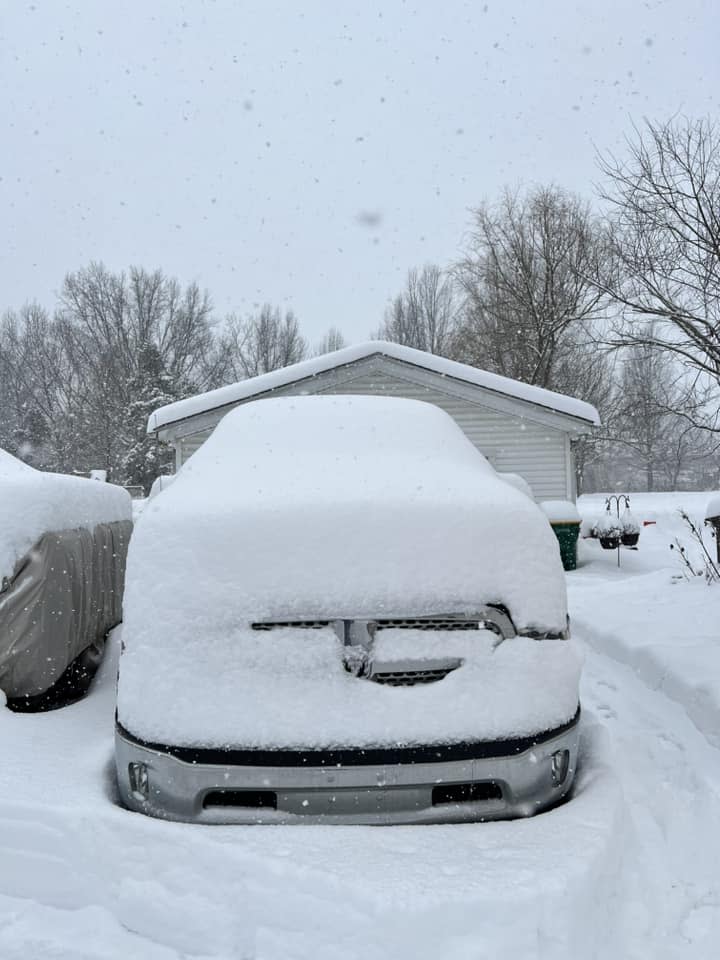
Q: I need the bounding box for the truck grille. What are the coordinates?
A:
[252,621,331,631]
[249,610,516,686]
[375,618,481,631]
[369,667,457,686]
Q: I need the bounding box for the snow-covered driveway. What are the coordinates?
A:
[580,646,720,956]
[0,636,623,960]
[1,492,719,959]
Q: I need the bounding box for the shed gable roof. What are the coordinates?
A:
[148,341,601,434]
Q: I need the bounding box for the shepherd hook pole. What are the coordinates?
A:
[605,494,630,568]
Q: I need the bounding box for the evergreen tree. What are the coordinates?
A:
[120,343,188,492]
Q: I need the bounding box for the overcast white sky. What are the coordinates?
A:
[1,0,717,342]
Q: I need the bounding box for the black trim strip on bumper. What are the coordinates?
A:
[116,706,580,768]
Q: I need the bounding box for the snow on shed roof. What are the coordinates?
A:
[147,340,601,433]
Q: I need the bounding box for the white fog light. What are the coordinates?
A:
[551,749,570,787]
[128,762,149,800]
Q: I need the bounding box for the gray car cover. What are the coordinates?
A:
[0,519,132,702]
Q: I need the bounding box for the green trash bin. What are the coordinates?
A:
[540,501,581,572]
[549,521,580,571]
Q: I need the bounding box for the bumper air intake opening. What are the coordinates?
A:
[432,781,502,806]
[203,789,278,810]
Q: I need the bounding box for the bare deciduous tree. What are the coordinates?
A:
[55,263,218,478]
[1,265,220,483]
[453,186,609,391]
[566,344,621,495]
[0,305,83,471]
[314,326,347,355]
[59,263,217,399]
[599,117,720,389]
[607,333,720,490]
[222,304,308,380]
[376,264,459,355]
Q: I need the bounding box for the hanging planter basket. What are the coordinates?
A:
[595,512,622,550]
[620,510,641,548]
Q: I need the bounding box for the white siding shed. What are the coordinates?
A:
[149,342,599,502]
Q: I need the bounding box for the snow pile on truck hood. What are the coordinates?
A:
[118,396,572,747]
[0,449,132,583]
[120,623,582,748]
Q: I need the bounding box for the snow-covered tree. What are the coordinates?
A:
[119,343,186,492]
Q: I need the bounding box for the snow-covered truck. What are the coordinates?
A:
[0,450,132,710]
[116,396,581,824]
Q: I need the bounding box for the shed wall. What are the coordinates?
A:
[175,368,572,500]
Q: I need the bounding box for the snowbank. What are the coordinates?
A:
[148,340,601,431]
[0,449,132,583]
[119,396,570,747]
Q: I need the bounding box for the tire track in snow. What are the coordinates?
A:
[576,615,720,752]
[581,641,720,958]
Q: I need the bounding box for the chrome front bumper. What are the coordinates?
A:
[115,710,580,824]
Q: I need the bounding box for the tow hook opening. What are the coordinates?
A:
[203,790,278,810]
[432,781,503,806]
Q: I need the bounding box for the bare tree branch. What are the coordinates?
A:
[376,264,459,356]
[597,117,720,394]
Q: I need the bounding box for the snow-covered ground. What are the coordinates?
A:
[575,492,720,749]
[1,491,720,958]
